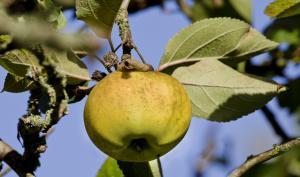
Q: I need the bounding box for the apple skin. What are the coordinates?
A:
[84,71,192,162]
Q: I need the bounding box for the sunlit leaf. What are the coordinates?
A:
[265,0,300,18]
[0,35,12,51]
[2,73,36,93]
[76,0,122,38]
[172,60,285,122]
[159,18,278,72]
[0,49,42,77]
[96,158,124,177]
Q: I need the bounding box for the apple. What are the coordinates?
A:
[84,71,192,162]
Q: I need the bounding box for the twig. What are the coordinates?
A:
[117,55,153,72]
[176,0,193,20]
[108,38,115,52]
[133,46,146,64]
[0,166,11,177]
[261,106,290,142]
[228,138,300,177]
[115,0,147,64]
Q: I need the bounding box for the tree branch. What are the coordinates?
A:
[261,106,290,142]
[0,140,35,177]
[228,138,300,177]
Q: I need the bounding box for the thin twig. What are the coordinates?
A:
[176,0,193,20]
[228,138,300,177]
[108,38,115,52]
[133,46,146,64]
[91,55,112,73]
[114,43,122,52]
[0,166,11,177]
[261,106,290,142]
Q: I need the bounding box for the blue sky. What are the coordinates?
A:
[1,0,299,177]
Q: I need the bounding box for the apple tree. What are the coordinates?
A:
[0,0,300,177]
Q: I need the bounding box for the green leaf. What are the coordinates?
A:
[229,0,252,22]
[37,0,67,29]
[263,16,300,45]
[0,35,12,51]
[76,0,123,38]
[96,158,163,177]
[0,49,42,77]
[158,18,278,72]
[265,0,300,18]
[0,48,90,84]
[2,73,36,93]
[96,158,124,177]
[172,60,285,122]
[43,47,91,84]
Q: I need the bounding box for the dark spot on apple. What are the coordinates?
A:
[130,138,149,152]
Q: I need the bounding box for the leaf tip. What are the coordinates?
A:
[277,85,287,93]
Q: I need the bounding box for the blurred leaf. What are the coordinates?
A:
[158,18,278,73]
[229,0,252,22]
[53,11,67,29]
[278,78,300,116]
[0,49,42,76]
[172,60,285,122]
[190,0,251,23]
[2,73,36,93]
[0,12,100,51]
[265,0,300,18]
[264,15,300,44]
[96,158,163,177]
[76,0,122,38]
[37,0,67,29]
[0,34,12,51]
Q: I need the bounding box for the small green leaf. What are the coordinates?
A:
[96,158,124,177]
[172,59,285,122]
[265,0,300,18]
[2,73,36,93]
[96,158,163,177]
[37,0,67,29]
[159,18,278,72]
[229,0,252,22]
[76,0,122,38]
[0,49,42,77]
[0,35,12,51]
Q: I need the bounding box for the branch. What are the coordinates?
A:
[0,130,54,177]
[176,0,193,20]
[261,106,290,142]
[228,138,300,177]
[0,140,35,177]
